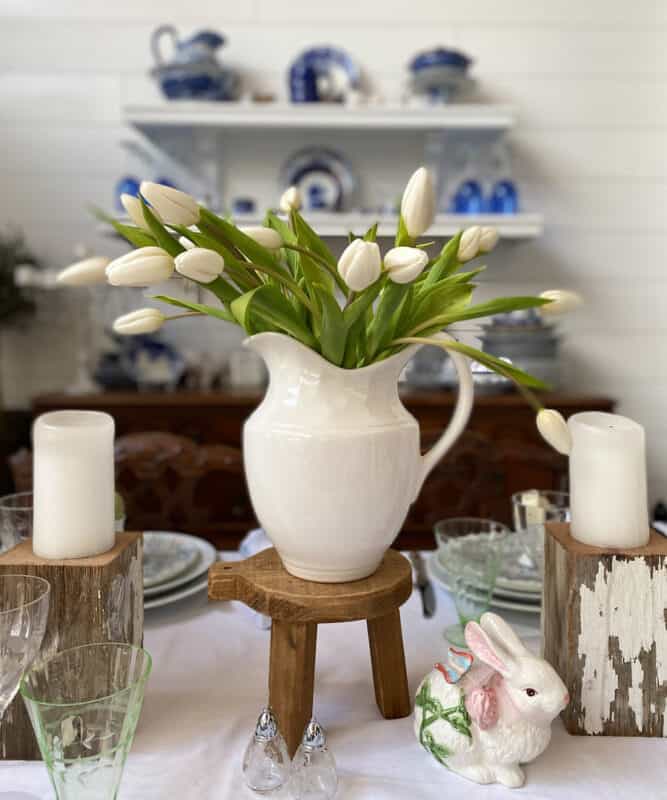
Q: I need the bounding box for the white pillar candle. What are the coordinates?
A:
[568,411,649,549]
[32,411,115,560]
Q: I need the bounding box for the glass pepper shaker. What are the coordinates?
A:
[242,706,290,792]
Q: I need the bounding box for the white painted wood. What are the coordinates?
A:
[123,102,517,131]
[578,558,667,734]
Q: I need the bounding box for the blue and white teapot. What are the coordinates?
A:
[150,25,240,101]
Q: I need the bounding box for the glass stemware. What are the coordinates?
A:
[0,574,51,720]
[512,490,569,572]
[0,492,33,553]
[21,642,152,800]
[434,517,509,646]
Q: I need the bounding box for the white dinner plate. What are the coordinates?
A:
[144,534,217,597]
[143,531,201,588]
[427,552,541,615]
[144,575,209,611]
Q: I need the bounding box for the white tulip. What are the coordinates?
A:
[280,185,302,213]
[174,248,224,284]
[113,308,165,336]
[536,409,572,455]
[106,247,174,287]
[178,236,196,250]
[400,167,436,238]
[239,225,283,251]
[458,226,483,262]
[539,290,583,317]
[384,246,429,284]
[120,193,160,232]
[478,226,499,253]
[57,256,110,286]
[139,182,200,226]
[338,239,382,292]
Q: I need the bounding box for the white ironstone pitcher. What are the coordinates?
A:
[243,332,474,582]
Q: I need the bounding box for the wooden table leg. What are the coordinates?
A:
[367,609,411,719]
[269,620,318,756]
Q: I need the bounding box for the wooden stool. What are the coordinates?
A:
[209,548,413,755]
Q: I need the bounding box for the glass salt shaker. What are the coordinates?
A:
[290,717,338,800]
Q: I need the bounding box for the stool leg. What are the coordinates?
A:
[269,621,317,757]
[367,610,411,719]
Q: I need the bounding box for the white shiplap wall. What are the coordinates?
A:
[1,0,666,504]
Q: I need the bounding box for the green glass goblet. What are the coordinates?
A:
[21,642,152,800]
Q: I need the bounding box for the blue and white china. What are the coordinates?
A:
[114,175,140,211]
[289,46,360,103]
[280,148,356,212]
[119,335,185,392]
[150,25,240,101]
[409,47,473,103]
[488,179,520,214]
[232,197,257,215]
[451,179,485,214]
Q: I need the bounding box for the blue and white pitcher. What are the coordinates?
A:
[150,25,239,101]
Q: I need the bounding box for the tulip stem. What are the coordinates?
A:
[165,312,205,321]
[247,262,317,314]
[281,243,349,296]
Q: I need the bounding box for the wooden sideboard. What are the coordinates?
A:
[31,391,614,550]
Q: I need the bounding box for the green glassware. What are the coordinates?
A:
[434,517,509,646]
[21,643,151,800]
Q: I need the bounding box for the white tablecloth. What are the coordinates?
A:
[2,557,665,799]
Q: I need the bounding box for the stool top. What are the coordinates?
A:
[208,548,412,623]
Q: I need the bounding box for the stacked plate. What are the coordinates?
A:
[143,532,217,611]
[427,533,542,615]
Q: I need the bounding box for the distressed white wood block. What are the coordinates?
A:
[543,522,667,736]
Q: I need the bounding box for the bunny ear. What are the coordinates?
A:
[464,621,512,677]
[480,613,529,658]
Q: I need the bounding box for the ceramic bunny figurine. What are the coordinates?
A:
[414,612,569,788]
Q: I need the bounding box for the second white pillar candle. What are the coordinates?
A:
[32,410,116,560]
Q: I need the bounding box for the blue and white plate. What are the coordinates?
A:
[143,531,200,588]
[289,46,360,103]
[281,148,356,212]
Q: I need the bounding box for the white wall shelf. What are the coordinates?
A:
[123,102,517,133]
[101,212,543,240]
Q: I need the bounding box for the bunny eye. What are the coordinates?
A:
[525,688,538,697]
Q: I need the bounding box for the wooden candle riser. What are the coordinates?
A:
[209,548,412,756]
[543,523,666,737]
[0,533,143,760]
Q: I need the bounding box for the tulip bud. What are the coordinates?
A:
[337,239,382,292]
[384,246,429,284]
[458,226,483,262]
[280,186,302,213]
[57,256,110,286]
[539,290,583,317]
[113,308,165,336]
[139,182,200,227]
[121,193,160,232]
[400,167,436,238]
[536,409,572,455]
[106,247,174,287]
[178,236,196,250]
[239,225,283,251]
[174,247,224,284]
[478,226,499,254]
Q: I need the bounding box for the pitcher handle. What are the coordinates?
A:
[151,24,179,67]
[414,332,475,499]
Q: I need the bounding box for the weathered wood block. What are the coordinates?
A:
[0,533,143,759]
[543,522,666,736]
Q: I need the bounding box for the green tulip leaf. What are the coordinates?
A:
[395,214,413,247]
[153,295,235,323]
[313,284,347,365]
[230,285,318,348]
[141,201,184,257]
[421,231,463,290]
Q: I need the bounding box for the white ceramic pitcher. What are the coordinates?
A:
[243,332,474,582]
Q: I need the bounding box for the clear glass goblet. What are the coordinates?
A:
[0,492,33,553]
[21,642,152,800]
[512,490,569,572]
[0,574,51,720]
